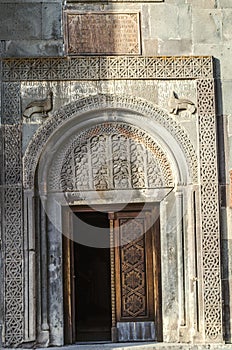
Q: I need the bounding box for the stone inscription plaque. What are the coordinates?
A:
[66,13,140,55]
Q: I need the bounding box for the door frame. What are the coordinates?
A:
[62,203,162,344]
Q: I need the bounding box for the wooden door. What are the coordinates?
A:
[63,208,76,344]
[63,205,162,344]
[113,206,161,341]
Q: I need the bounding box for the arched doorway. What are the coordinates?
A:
[23,96,201,346]
[50,120,173,344]
[43,119,176,344]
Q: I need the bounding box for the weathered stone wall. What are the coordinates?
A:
[0,0,232,345]
[0,1,63,57]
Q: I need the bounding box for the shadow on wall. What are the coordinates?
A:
[214,57,231,343]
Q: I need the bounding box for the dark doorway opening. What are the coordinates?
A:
[73,212,111,342]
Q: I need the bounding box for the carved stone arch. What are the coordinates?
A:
[23,96,200,345]
[23,94,198,190]
[22,93,213,347]
[32,108,193,346]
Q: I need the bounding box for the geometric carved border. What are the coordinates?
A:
[23,94,198,189]
[197,79,222,341]
[3,186,24,346]
[3,126,23,346]
[2,82,21,125]
[3,125,22,185]
[2,56,213,81]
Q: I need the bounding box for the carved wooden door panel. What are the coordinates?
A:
[113,209,161,341]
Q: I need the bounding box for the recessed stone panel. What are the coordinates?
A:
[65,13,141,55]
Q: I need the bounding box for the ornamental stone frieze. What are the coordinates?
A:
[0,56,222,346]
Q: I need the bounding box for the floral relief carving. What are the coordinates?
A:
[49,122,174,192]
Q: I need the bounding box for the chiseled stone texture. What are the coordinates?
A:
[186,0,217,8]
[192,9,223,44]
[0,4,42,40]
[221,81,232,116]
[4,40,63,58]
[149,4,179,40]
[158,39,192,56]
[0,2,62,57]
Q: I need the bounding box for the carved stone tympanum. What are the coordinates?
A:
[48,122,174,192]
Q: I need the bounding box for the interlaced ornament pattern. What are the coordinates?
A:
[3,126,23,345]
[0,56,222,345]
[197,79,222,341]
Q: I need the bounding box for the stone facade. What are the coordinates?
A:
[0,0,232,348]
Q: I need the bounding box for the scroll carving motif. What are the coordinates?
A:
[91,135,109,190]
[49,123,174,192]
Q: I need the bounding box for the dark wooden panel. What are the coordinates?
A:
[62,209,75,344]
[114,211,154,322]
